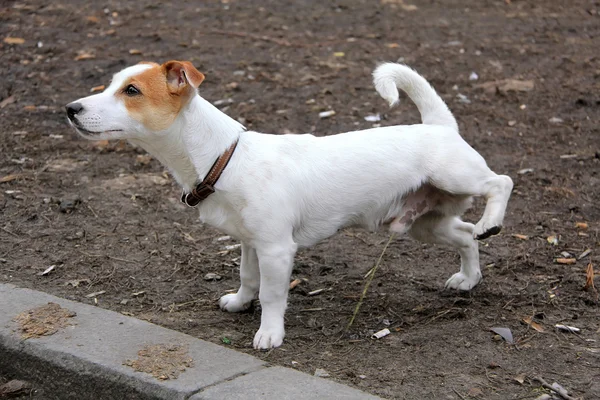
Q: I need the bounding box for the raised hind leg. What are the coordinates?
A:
[429,141,513,240]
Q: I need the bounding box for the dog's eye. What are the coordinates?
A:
[124,85,141,96]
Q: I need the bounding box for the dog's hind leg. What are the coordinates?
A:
[429,145,513,240]
[409,214,481,290]
[220,242,260,312]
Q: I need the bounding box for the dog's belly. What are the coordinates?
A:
[291,185,469,247]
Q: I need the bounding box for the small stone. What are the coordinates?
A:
[314,368,330,378]
[203,273,222,281]
[59,197,81,213]
[456,93,471,104]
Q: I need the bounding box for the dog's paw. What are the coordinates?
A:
[445,272,482,291]
[473,221,502,240]
[219,293,252,313]
[253,326,285,350]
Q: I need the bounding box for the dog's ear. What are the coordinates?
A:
[163,60,205,93]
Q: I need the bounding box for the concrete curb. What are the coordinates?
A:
[0,284,381,399]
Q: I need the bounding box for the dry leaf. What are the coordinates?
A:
[0,174,22,183]
[522,316,545,332]
[0,95,16,109]
[490,327,514,343]
[575,222,588,230]
[512,234,529,240]
[475,79,534,94]
[90,85,105,93]
[289,278,303,289]
[584,262,595,291]
[74,51,96,61]
[555,258,576,265]
[129,49,142,55]
[514,373,526,384]
[86,16,99,23]
[4,37,25,45]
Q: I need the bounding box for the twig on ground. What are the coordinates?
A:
[346,233,395,330]
[533,376,575,400]
[1,227,20,237]
[87,204,99,218]
[452,388,467,400]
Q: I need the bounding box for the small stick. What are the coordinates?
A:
[534,376,575,400]
[347,233,395,330]
[87,204,99,218]
[452,388,467,400]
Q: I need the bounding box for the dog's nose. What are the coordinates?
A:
[66,102,84,120]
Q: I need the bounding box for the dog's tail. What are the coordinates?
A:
[373,63,458,131]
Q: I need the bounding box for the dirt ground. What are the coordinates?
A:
[1,0,599,399]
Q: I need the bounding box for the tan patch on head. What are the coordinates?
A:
[116,65,187,131]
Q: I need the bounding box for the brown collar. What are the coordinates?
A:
[181,140,238,207]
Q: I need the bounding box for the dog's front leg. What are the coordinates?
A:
[220,242,259,312]
[253,241,297,349]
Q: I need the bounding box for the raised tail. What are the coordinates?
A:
[373,63,458,131]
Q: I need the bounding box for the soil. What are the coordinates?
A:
[1,0,599,399]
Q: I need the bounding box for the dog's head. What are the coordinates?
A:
[65,60,204,140]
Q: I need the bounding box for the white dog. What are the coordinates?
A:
[66,60,513,349]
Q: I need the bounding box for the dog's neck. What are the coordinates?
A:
[129,95,244,192]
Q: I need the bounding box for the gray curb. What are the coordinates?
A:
[0,284,381,399]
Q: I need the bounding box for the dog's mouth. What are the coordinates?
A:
[69,119,123,136]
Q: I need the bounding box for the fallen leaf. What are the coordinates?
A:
[512,234,529,240]
[0,95,16,109]
[333,52,345,57]
[0,174,22,183]
[490,327,514,344]
[289,278,303,289]
[514,373,526,384]
[0,380,30,396]
[74,51,96,61]
[86,16,99,23]
[584,262,596,292]
[475,79,534,94]
[4,37,25,45]
[575,222,588,230]
[523,316,545,332]
[555,258,576,265]
[90,85,105,93]
[578,249,591,260]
